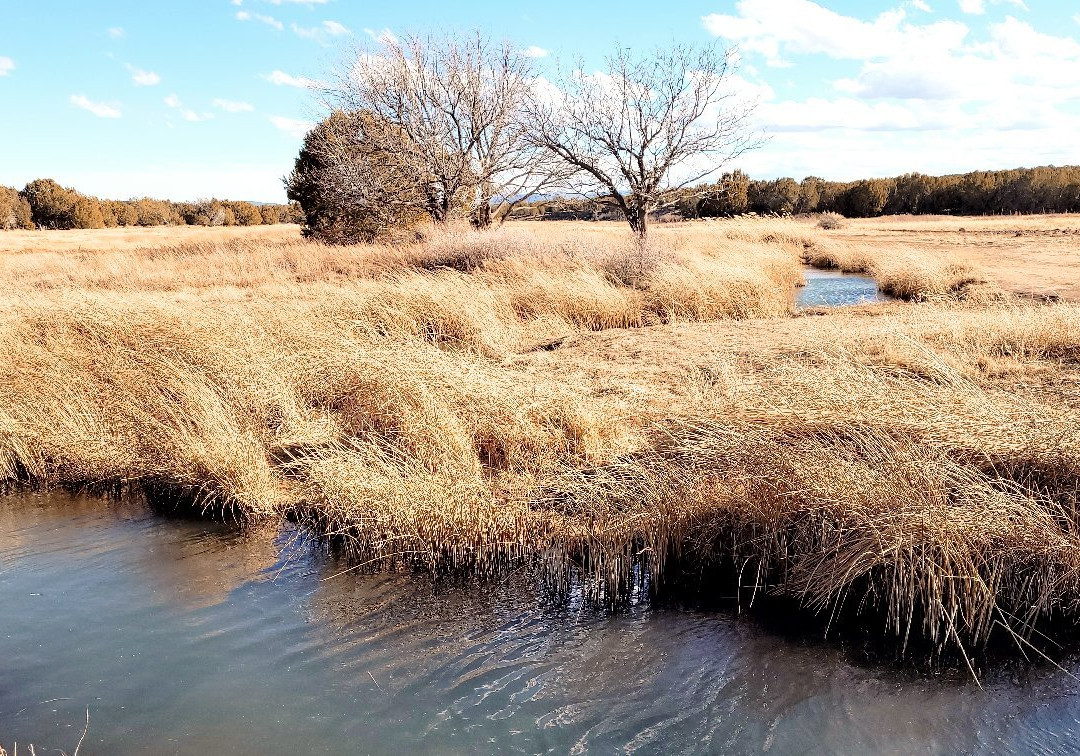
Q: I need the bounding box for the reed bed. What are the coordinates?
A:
[2,218,1078,663]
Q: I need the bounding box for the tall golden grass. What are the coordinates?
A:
[2,218,1078,661]
[800,233,998,301]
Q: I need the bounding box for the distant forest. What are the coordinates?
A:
[0,178,301,230]
[513,165,1080,221]
[5,165,1080,232]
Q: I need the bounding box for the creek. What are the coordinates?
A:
[1,492,1075,754]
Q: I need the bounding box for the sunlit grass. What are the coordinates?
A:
[1,217,1078,661]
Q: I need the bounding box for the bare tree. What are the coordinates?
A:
[529,43,761,238]
[330,32,563,229]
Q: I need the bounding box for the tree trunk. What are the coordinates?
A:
[427,199,447,225]
[626,204,648,239]
[470,201,492,229]
[425,184,452,226]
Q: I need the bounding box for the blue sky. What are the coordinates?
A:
[1,0,1078,202]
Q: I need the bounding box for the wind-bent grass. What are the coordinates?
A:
[800,234,999,302]
[715,214,997,302]
[2,218,1078,663]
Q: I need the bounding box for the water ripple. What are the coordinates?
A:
[2,492,1079,754]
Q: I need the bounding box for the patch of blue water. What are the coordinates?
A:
[796,267,893,310]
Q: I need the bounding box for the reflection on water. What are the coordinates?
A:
[796,268,893,310]
[1,492,1076,754]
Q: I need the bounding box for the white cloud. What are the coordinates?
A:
[126,64,161,86]
[761,97,944,132]
[698,1,1080,180]
[164,94,212,122]
[958,0,1028,14]
[71,94,121,118]
[108,27,124,39]
[322,21,350,36]
[236,10,283,30]
[264,69,317,87]
[832,17,1080,103]
[269,115,314,138]
[523,45,549,58]
[265,0,329,4]
[988,16,1080,60]
[703,2,1080,106]
[293,20,352,41]
[0,56,13,77]
[736,122,1080,182]
[363,28,399,46]
[213,98,255,113]
[702,1,968,66]
[911,0,932,11]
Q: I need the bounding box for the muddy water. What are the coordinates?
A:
[796,268,893,310]
[1,492,1077,754]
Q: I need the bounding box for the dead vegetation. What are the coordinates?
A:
[1,218,1079,664]
[798,232,1001,302]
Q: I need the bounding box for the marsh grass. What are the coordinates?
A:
[2,218,1078,663]
[799,235,1002,302]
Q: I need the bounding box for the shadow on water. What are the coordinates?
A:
[796,267,894,311]
[2,491,1078,754]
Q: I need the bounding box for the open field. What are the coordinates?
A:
[0,223,301,254]
[1,216,1079,663]
[831,214,1080,301]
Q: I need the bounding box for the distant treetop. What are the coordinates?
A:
[1,179,302,231]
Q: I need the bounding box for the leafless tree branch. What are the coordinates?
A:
[325,32,567,229]
[527,42,762,237]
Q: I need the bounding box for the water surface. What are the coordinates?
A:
[1,492,1076,754]
[796,267,893,310]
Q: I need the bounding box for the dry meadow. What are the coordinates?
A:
[2,214,1079,662]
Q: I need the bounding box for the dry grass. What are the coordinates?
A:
[827,214,1080,301]
[2,218,1079,662]
[0,223,300,254]
[817,212,846,230]
[800,235,998,302]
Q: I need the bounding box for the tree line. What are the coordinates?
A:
[515,166,1080,221]
[706,166,1080,218]
[0,178,302,231]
